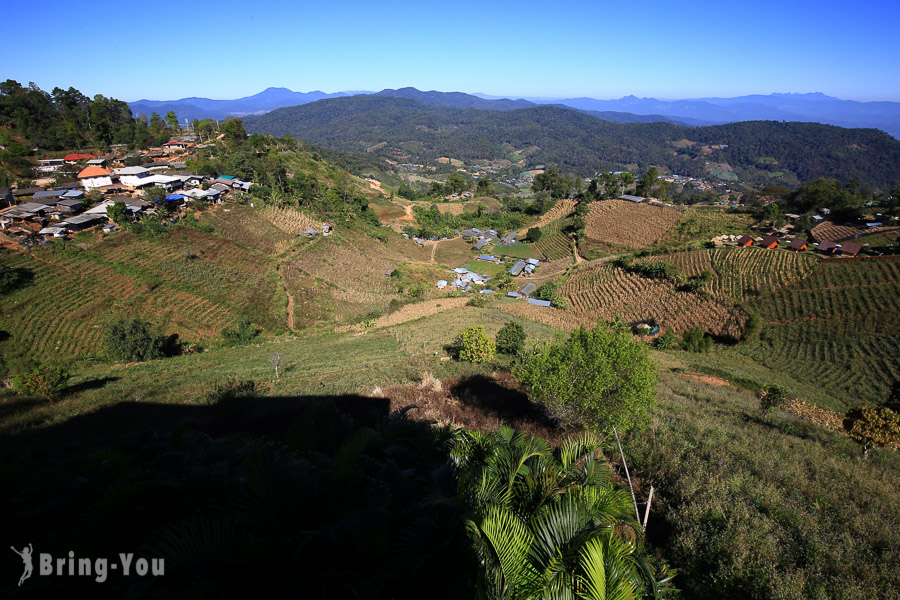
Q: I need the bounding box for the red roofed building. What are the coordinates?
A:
[64,153,97,163]
[736,235,754,247]
[788,238,808,252]
[77,166,114,190]
[817,240,838,254]
[760,236,779,249]
[839,242,863,257]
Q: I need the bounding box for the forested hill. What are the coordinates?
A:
[245,95,900,189]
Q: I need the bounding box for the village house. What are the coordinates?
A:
[78,166,115,190]
[788,238,808,252]
[817,240,838,254]
[115,166,152,187]
[64,153,96,164]
[162,141,188,153]
[839,242,863,257]
[760,236,779,249]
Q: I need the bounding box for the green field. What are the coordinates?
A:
[492,243,534,259]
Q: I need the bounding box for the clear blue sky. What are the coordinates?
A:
[2,0,898,102]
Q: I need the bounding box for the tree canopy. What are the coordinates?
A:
[514,322,657,432]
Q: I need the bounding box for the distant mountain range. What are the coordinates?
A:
[130,88,900,137]
[243,95,900,190]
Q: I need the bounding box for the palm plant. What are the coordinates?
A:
[451,427,675,599]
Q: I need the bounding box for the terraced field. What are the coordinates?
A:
[534,233,572,261]
[522,198,576,233]
[740,256,900,407]
[584,200,682,249]
[560,262,745,337]
[261,205,320,234]
[202,205,296,255]
[285,232,403,321]
[0,230,284,369]
[811,220,900,242]
[654,247,820,303]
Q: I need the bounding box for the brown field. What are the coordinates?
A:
[584,200,682,249]
[369,201,408,220]
[522,198,576,233]
[433,237,479,266]
[261,206,320,234]
[810,220,900,242]
[202,205,295,255]
[374,297,470,328]
[560,262,745,337]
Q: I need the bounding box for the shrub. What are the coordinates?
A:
[205,377,257,405]
[222,316,260,346]
[525,227,543,242]
[513,322,657,431]
[495,321,526,355]
[679,326,712,352]
[13,365,69,402]
[655,330,677,349]
[759,384,789,412]
[103,319,168,362]
[466,294,487,308]
[844,406,900,453]
[452,326,495,363]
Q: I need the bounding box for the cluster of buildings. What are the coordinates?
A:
[734,234,864,256]
[1,146,255,247]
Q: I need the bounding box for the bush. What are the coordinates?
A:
[466,294,487,308]
[495,321,526,355]
[525,227,543,242]
[222,316,260,346]
[205,377,257,405]
[655,330,677,349]
[13,365,69,402]
[452,326,495,363]
[679,326,712,352]
[103,319,168,362]
[514,322,657,431]
[844,406,900,452]
[759,384,789,412]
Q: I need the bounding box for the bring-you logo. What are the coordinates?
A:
[11,544,164,586]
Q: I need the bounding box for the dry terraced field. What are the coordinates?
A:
[560,262,745,337]
[584,200,682,249]
[811,220,900,242]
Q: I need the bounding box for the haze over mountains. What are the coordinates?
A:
[130,87,900,137]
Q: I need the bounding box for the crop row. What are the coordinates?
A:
[584,200,682,249]
[534,233,571,261]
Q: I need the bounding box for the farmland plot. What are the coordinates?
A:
[203,205,295,255]
[743,256,900,407]
[561,262,745,337]
[534,233,572,261]
[654,247,819,303]
[287,233,402,321]
[261,205,320,234]
[584,200,682,249]
[811,220,900,242]
[523,198,576,232]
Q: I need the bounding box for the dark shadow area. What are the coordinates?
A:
[0,265,35,295]
[0,396,43,420]
[0,393,471,599]
[0,329,10,343]
[451,374,558,432]
[59,376,121,397]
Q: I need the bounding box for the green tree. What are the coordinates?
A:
[103,318,168,362]
[106,200,129,226]
[221,117,247,144]
[844,406,900,458]
[532,166,572,200]
[165,110,179,133]
[495,321,526,355]
[143,186,166,203]
[514,322,657,431]
[453,326,495,363]
[476,177,492,195]
[445,172,468,195]
[525,227,542,242]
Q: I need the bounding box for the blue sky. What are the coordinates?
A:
[2,0,898,102]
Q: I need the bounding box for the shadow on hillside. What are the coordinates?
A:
[451,374,557,431]
[60,376,121,396]
[0,396,43,420]
[0,392,472,599]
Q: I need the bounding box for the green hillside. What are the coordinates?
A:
[244,95,900,189]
